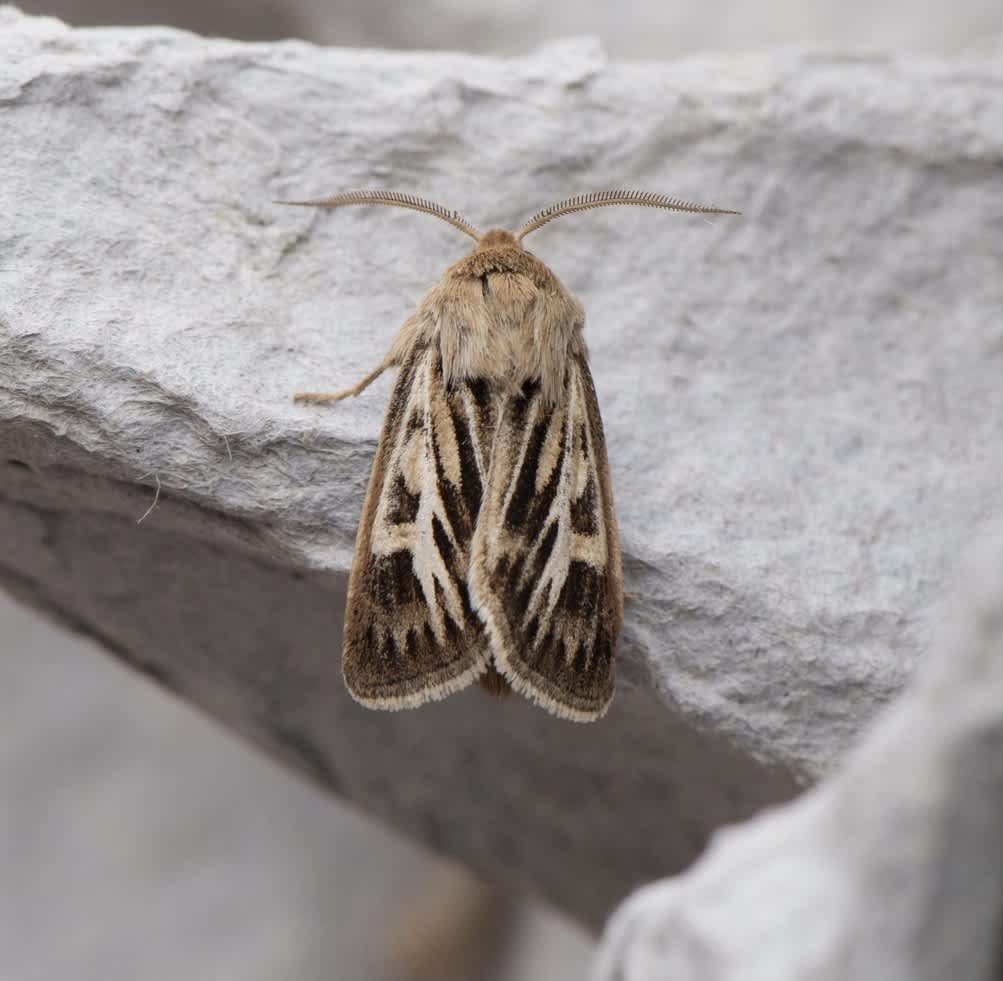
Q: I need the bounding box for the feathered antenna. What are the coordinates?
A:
[275,190,482,241]
[516,189,740,241]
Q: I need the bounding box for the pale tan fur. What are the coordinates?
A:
[297,231,586,407]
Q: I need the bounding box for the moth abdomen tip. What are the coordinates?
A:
[478,664,513,698]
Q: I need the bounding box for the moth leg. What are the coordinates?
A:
[293,357,391,405]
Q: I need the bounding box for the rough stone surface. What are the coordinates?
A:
[1,8,1001,928]
[595,536,1003,981]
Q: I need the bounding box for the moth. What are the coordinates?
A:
[285,189,738,721]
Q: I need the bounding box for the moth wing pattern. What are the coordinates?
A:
[342,338,497,708]
[469,355,623,721]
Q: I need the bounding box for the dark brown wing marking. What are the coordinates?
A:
[342,342,499,708]
[469,357,622,721]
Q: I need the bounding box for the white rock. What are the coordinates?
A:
[1,9,1000,927]
[595,536,1003,981]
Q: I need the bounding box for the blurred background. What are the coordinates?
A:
[0,592,592,979]
[2,2,1000,979]
[12,0,1003,54]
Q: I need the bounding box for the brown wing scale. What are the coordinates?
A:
[342,343,501,708]
[469,357,622,721]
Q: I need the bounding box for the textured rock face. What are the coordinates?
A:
[596,538,1003,981]
[1,8,1001,928]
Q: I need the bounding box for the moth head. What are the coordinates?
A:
[476,228,520,249]
[274,189,740,246]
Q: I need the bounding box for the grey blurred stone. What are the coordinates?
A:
[1,8,1001,929]
[595,534,1003,981]
[13,0,1003,56]
[0,591,595,981]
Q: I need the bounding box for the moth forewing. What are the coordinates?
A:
[468,352,622,722]
[286,189,737,720]
[340,341,493,710]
